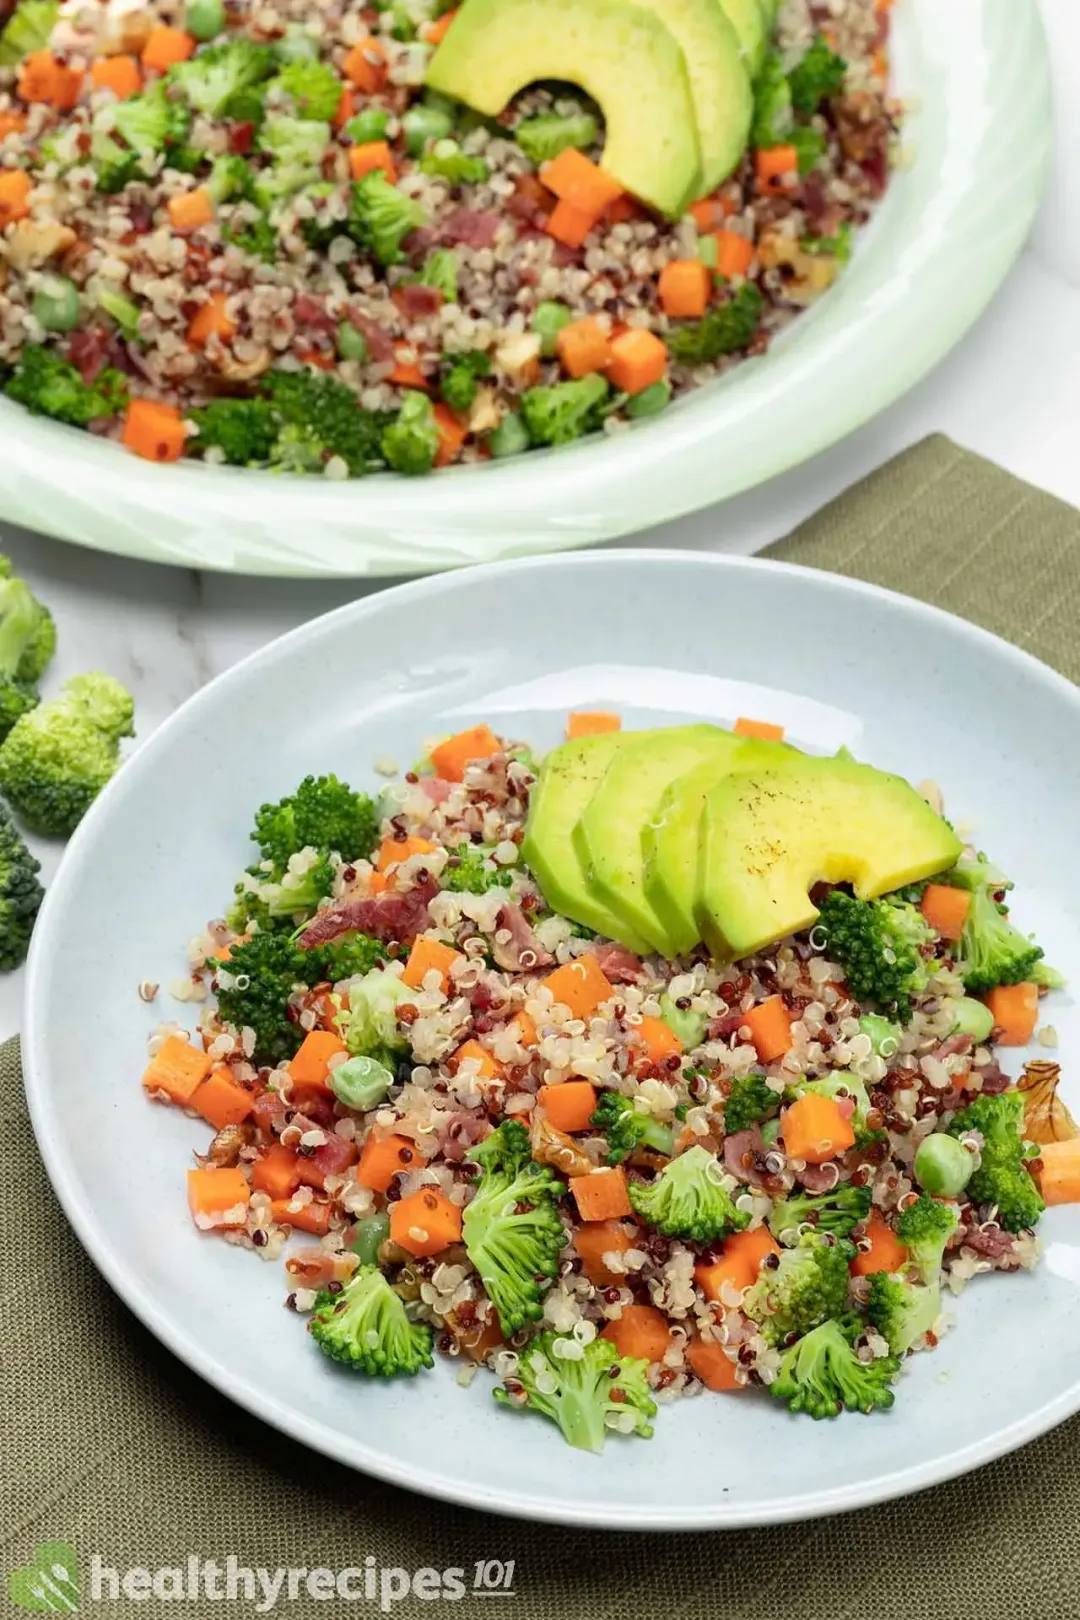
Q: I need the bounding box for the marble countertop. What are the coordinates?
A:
[1,0,1077,1039]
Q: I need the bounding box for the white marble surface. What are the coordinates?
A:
[1,0,1077,1039]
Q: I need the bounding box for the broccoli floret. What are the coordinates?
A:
[308,1264,434,1375]
[0,0,55,62]
[260,848,335,921]
[170,39,274,119]
[258,113,330,171]
[666,284,763,365]
[771,1318,898,1418]
[514,110,598,166]
[768,1183,872,1243]
[272,59,343,122]
[865,1270,940,1356]
[305,931,386,985]
[212,930,306,1064]
[463,1120,566,1335]
[894,1192,961,1279]
[206,152,253,204]
[252,771,378,866]
[788,33,848,116]
[0,672,132,836]
[4,345,128,427]
[222,210,277,262]
[802,222,854,264]
[0,804,43,970]
[439,350,492,412]
[348,171,427,266]
[381,390,439,475]
[744,1230,853,1346]
[943,854,1043,994]
[0,574,53,739]
[947,1093,1044,1233]
[591,1090,675,1165]
[815,890,934,1022]
[628,1144,747,1243]
[723,1071,779,1135]
[789,125,827,175]
[440,843,514,894]
[269,421,326,474]
[494,1331,655,1452]
[112,81,192,161]
[334,965,409,1067]
[262,369,391,476]
[520,373,609,447]
[189,398,277,466]
[90,131,143,193]
[1032,960,1066,990]
[418,138,490,186]
[751,51,793,148]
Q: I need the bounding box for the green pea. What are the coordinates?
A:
[914,1132,975,1199]
[760,1117,782,1149]
[345,108,391,145]
[530,300,572,357]
[402,102,453,156]
[659,991,705,1050]
[858,1013,902,1060]
[350,1211,391,1267]
[330,1054,394,1110]
[336,321,369,362]
[97,288,140,339]
[697,233,718,269]
[32,276,79,333]
[185,0,225,39]
[950,996,994,1045]
[486,411,530,458]
[627,380,672,420]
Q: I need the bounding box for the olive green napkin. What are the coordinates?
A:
[4,434,1080,1620]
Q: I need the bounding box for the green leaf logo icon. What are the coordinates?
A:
[8,1544,80,1612]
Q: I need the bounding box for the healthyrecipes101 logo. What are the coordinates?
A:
[8,1545,518,1612]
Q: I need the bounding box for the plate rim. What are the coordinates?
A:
[21,548,1080,1529]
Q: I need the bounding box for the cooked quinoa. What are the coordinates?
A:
[142,720,1064,1449]
[0,0,898,476]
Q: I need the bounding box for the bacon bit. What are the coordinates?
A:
[228,120,255,154]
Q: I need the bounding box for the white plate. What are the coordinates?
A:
[0,0,1051,576]
[23,552,1080,1528]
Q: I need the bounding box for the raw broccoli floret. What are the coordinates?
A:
[494,1331,655,1452]
[591,1090,675,1166]
[381,391,439,476]
[628,1144,747,1243]
[514,110,598,166]
[206,153,253,204]
[212,930,306,1064]
[788,33,848,116]
[464,1121,566,1336]
[261,848,335,920]
[252,772,378,867]
[112,81,192,161]
[865,1270,940,1356]
[0,568,54,738]
[189,398,277,466]
[416,248,459,304]
[0,672,133,836]
[894,1192,960,1279]
[170,39,274,119]
[222,210,276,261]
[90,131,143,193]
[520,373,609,447]
[440,351,492,414]
[803,222,854,264]
[440,843,513,894]
[768,1182,872,1243]
[308,1264,434,1375]
[947,1092,1045,1233]
[418,138,489,186]
[722,1071,778,1135]
[258,113,330,171]
[0,0,55,62]
[334,964,409,1068]
[815,890,934,1022]
[272,59,343,122]
[666,284,763,365]
[305,931,386,985]
[789,125,827,175]
[771,1318,898,1418]
[262,369,391,476]
[348,171,427,266]
[0,804,43,970]
[744,1231,853,1346]
[945,853,1043,994]
[751,51,792,148]
[4,345,128,427]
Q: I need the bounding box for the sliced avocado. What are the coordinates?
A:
[643,735,790,955]
[521,733,653,953]
[426,0,701,217]
[717,0,767,70]
[695,753,964,960]
[621,0,751,192]
[573,725,732,956]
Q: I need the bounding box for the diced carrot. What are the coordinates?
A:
[919,883,971,942]
[390,1187,463,1256]
[872,47,889,81]
[430,723,500,781]
[1034,1140,1080,1205]
[984,982,1040,1046]
[555,315,611,379]
[123,398,187,462]
[0,168,31,228]
[509,1010,538,1048]
[187,1166,250,1227]
[755,145,799,195]
[0,112,27,139]
[376,833,436,873]
[689,198,720,232]
[427,7,457,45]
[167,187,214,232]
[452,1038,503,1082]
[401,935,463,992]
[333,85,355,129]
[433,401,468,467]
[850,1215,908,1277]
[342,37,387,93]
[632,1015,682,1067]
[538,1079,598,1133]
[288,1029,348,1094]
[734,716,785,741]
[191,1068,254,1130]
[186,289,235,349]
[570,1165,632,1221]
[388,349,430,390]
[349,139,396,182]
[574,1218,634,1286]
[450,1308,504,1362]
[90,54,143,99]
[695,1224,781,1300]
[541,954,615,1021]
[142,1033,212,1106]
[141,25,196,71]
[601,1302,671,1363]
[724,1223,783,1273]
[781,1092,855,1164]
[367,871,393,895]
[251,1141,301,1201]
[687,1334,742,1391]
[543,198,595,250]
[299,346,335,371]
[741,995,793,1062]
[566,711,620,739]
[17,50,83,110]
[658,258,711,319]
[713,229,754,279]
[605,194,638,224]
[606,328,667,396]
[211,934,249,962]
[541,147,623,214]
[357,1131,423,1192]
[270,1197,332,1235]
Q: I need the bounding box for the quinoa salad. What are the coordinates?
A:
[139,711,1075,1451]
[0,0,898,477]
